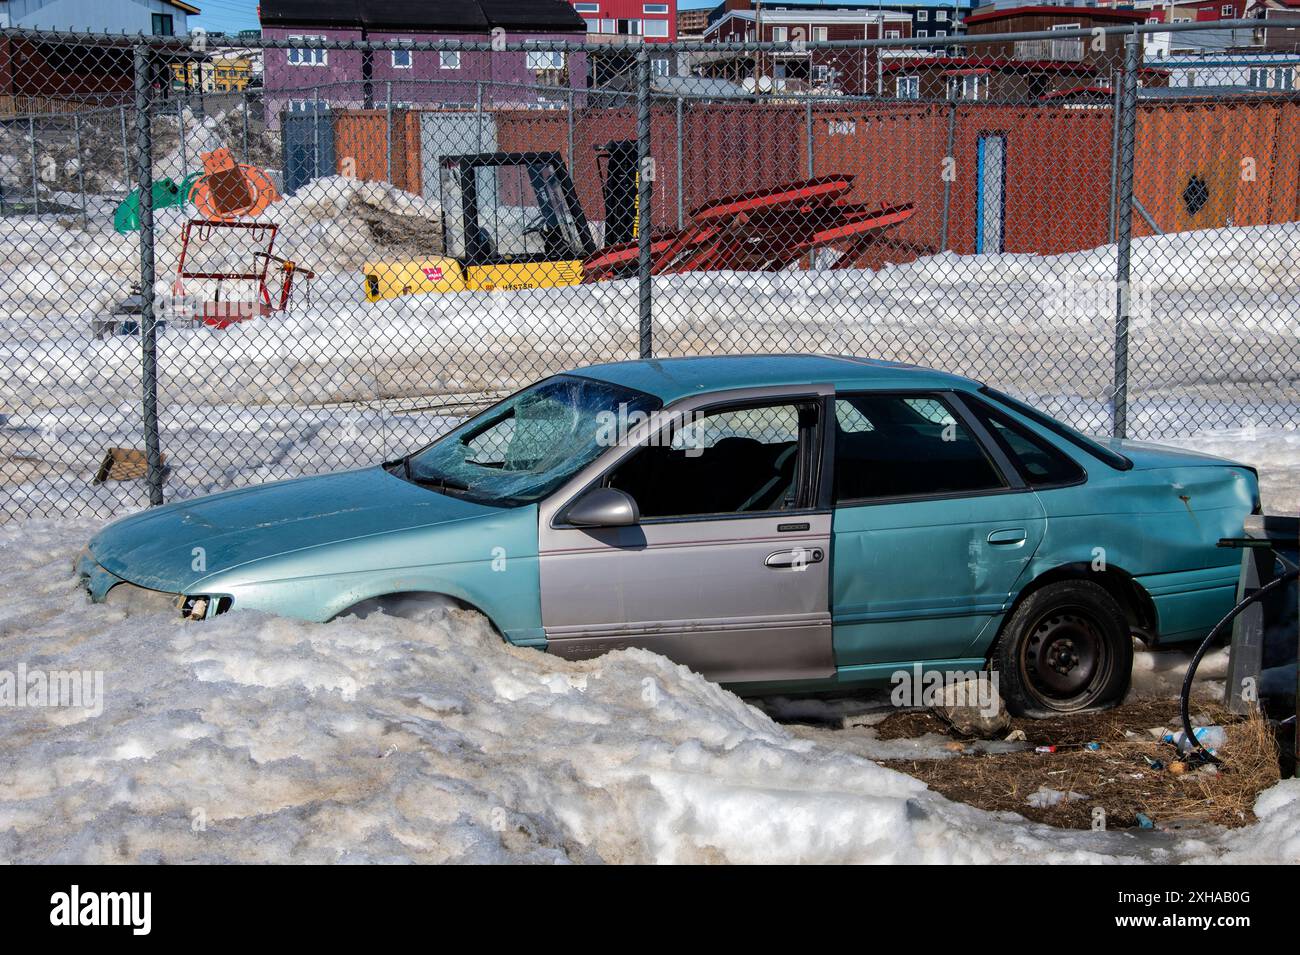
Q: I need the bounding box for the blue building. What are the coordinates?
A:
[0,0,199,35]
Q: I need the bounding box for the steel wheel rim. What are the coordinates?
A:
[1018,604,1112,711]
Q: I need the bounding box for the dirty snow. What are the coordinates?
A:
[2,520,1298,864]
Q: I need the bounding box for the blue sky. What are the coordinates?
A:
[192,0,261,35]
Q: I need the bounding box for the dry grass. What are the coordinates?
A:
[878,700,1281,830]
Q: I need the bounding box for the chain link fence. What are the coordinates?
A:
[1,24,1297,522]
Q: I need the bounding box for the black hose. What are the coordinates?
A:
[1179,567,1298,764]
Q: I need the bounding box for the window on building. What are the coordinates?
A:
[652,56,670,76]
[935,29,947,37]
[917,8,928,19]
[287,37,328,66]
[896,74,920,98]
[1250,66,1295,89]
[585,18,601,32]
[1147,16,1160,23]
[772,25,788,42]
[813,26,829,41]
[949,73,987,99]
[886,29,901,38]
[601,18,616,32]
[1221,3,1234,14]
[152,13,174,36]
[643,18,669,37]
[644,3,669,12]
[811,64,831,83]
[575,2,600,11]
[619,18,642,34]
[391,49,412,69]
[440,51,461,70]
[526,51,566,71]
[937,9,949,20]
[917,28,929,36]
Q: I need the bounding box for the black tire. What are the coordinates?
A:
[994,580,1133,718]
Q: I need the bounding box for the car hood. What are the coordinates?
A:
[89,467,501,593]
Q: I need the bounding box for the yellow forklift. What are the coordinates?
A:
[363,144,639,301]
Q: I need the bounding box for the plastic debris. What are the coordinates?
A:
[1085,742,1101,751]
[1164,725,1227,755]
[1035,745,1056,754]
[1135,813,1155,830]
[1026,786,1089,808]
[1143,755,1165,770]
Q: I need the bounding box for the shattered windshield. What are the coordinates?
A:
[396,375,661,506]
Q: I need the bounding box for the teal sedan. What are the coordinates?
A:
[78,356,1259,716]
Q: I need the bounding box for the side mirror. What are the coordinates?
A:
[565,487,640,527]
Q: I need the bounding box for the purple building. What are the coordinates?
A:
[260,0,588,117]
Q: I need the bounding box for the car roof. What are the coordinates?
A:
[570,354,976,404]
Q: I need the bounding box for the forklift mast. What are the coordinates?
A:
[594,140,640,248]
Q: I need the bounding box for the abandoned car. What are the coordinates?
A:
[78,355,1259,715]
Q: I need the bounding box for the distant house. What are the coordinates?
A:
[881,5,1167,101]
[259,0,588,117]
[1249,0,1300,53]
[697,1,920,94]
[0,0,199,34]
[0,0,202,112]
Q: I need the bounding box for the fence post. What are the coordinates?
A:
[567,87,576,171]
[28,115,39,214]
[939,98,956,252]
[674,94,683,230]
[1111,33,1140,440]
[242,89,250,163]
[73,113,87,228]
[635,47,653,359]
[120,105,130,186]
[385,80,393,185]
[475,80,483,149]
[134,44,165,507]
[1106,73,1122,243]
[177,96,188,174]
[804,95,813,176]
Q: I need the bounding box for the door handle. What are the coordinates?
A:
[765,547,824,568]
[987,528,1027,546]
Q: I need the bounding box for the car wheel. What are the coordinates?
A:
[994,580,1133,718]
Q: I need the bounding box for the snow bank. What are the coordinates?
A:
[2,521,1297,864]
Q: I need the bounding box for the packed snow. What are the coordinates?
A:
[1,520,1298,865]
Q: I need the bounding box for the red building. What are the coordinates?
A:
[570,1,678,41]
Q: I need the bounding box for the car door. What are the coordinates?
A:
[537,385,836,684]
[829,391,1047,670]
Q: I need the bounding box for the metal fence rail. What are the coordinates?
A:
[1,24,1298,521]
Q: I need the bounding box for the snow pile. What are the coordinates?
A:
[2,520,1298,864]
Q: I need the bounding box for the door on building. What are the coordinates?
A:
[975,133,1007,254]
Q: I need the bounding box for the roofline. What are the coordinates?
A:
[170,0,201,13]
[964,5,1149,25]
